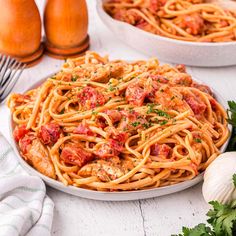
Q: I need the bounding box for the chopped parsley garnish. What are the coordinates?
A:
[156,110,170,118]
[147,104,155,114]
[71,75,78,82]
[59,108,65,114]
[92,110,98,115]
[142,123,152,129]
[108,85,117,91]
[131,121,140,127]
[159,120,168,126]
[194,138,202,143]
[147,104,170,118]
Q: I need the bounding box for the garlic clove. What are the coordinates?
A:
[202,152,236,204]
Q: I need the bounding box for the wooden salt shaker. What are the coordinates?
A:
[44,0,89,59]
[0,0,44,66]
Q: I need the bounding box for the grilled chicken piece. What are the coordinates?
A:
[79,160,124,182]
[91,62,124,83]
[23,138,56,179]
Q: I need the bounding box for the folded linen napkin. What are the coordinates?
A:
[0,133,54,236]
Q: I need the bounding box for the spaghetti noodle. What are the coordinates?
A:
[8,52,229,191]
[104,0,236,42]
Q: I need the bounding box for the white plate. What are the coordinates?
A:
[97,0,236,67]
[9,74,231,201]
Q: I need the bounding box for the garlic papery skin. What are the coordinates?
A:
[202,152,236,204]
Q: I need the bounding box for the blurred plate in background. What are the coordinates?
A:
[97,0,236,67]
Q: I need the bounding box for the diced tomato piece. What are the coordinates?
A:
[60,145,94,167]
[136,21,157,33]
[171,76,192,86]
[38,123,61,146]
[176,64,186,73]
[149,0,167,13]
[97,117,107,129]
[184,95,206,115]
[78,86,106,109]
[125,84,147,106]
[105,110,122,123]
[150,75,169,84]
[108,132,128,153]
[109,139,124,152]
[209,98,217,110]
[113,9,142,25]
[151,144,171,157]
[111,132,128,144]
[220,20,229,27]
[19,134,34,154]
[179,13,204,35]
[192,82,213,96]
[13,125,29,142]
[73,124,94,136]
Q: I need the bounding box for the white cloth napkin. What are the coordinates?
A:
[0,133,54,236]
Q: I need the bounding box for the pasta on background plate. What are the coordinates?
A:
[104,0,236,42]
[8,51,229,191]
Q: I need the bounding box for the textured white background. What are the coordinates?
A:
[0,1,236,235]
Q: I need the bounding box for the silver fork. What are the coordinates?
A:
[0,55,26,103]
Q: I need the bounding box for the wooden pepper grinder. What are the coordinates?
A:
[44,0,89,59]
[0,0,44,66]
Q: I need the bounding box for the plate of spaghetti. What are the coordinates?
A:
[8,52,230,201]
[97,0,236,67]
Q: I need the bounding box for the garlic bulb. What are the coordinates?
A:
[202,152,236,204]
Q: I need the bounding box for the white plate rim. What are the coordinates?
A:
[8,72,232,201]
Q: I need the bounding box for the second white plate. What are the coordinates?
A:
[97,0,236,67]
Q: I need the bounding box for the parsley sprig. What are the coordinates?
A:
[227,101,236,151]
[174,175,236,236]
[175,201,236,236]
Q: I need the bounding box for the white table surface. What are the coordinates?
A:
[1,1,236,235]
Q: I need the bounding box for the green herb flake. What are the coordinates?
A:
[194,138,202,143]
[142,123,152,129]
[131,121,140,127]
[156,110,170,118]
[92,110,98,115]
[233,174,236,188]
[159,120,168,126]
[71,75,78,82]
[59,108,65,114]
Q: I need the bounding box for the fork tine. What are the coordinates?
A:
[0,55,7,84]
[0,55,13,86]
[0,61,23,93]
[1,59,18,87]
[0,62,25,102]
